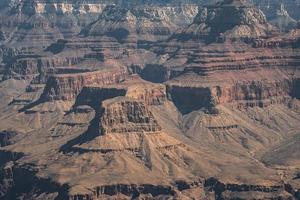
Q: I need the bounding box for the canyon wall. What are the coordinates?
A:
[167,78,292,114]
[0,1,300,200]
[100,97,162,134]
[75,77,166,108]
[40,67,127,101]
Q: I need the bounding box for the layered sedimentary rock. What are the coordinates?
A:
[204,177,293,200]
[83,4,198,42]
[75,75,166,108]
[179,0,277,42]
[99,97,162,135]
[0,0,107,45]
[166,69,293,114]
[0,1,198,81]
[252,28,300,48]
[40,67,127,101]
[266,3,297,31]
[146,0,300,115]
[6,55,90,81]
[0,0,300,199]
[253,0,300,23]
[71,95,176,153]
[60,96,214,198]
[3,32,156,80]
[6,14,64,48]
[0,0,108,80]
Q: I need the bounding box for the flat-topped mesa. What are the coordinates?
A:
[167,70,293,114]
[180,0,276,42]
[40,67,127,101]
[100,97,162,135]
[75,75,167,108]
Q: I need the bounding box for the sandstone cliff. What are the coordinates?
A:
[166,69,294,114]
[0,0,300,199]
[40,67,127,101]
[99,97,162,135]
[75,75,166,108]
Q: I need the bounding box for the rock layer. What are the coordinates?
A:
[83,4,198,42]
[166,70,293,114]
[179,0,276,42]
[40,67,127,101]
[0,0,300,200]
[75,75,166,108]
[100,97,162,135]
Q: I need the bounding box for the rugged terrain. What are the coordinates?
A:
[0,0,300,199]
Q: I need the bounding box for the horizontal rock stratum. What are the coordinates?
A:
[0,0,300,199]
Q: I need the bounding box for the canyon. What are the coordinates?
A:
[0,0,300,199]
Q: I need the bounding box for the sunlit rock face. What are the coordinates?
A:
[0,0,107,46]
[82,4,199,42]
[180,0,277,42]
[0,0,300,199]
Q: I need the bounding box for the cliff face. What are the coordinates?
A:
[180,0,276,42]
[83,4,198,42]
[0,1,197,82]
[1,0,300,199]
[0,0,298,50]
[75,75,166,108]
[147,0,300,115]
[40,67,127,101]
[100,97,162,134]
[167,72,293,114]
[253,0,300,24]
[0,0,106,44]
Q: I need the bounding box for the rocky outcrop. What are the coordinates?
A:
[268,3,297,31]
[0,130,17,147]
[69,180,204,200]
[69,184,175,200]
[1,1,300,200]
[7,14,64,47]
[1,1,198,80]
[167,70,293,114]
[155,35,300,83]
[204,177,294,200]
[82,4,198,42]
[2,45,89,80]
[0,158,69,200]
[31,67,93,84]
[147,1,300,115]
[100,97,162,135]
[75,75,166,108]
[29,1,106,15]
[0,160,297,200]
[40,67,127,101]
[254,0,300,24]
[252,29,300,48]
[0,0,107,44]
[179,0,276,42]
